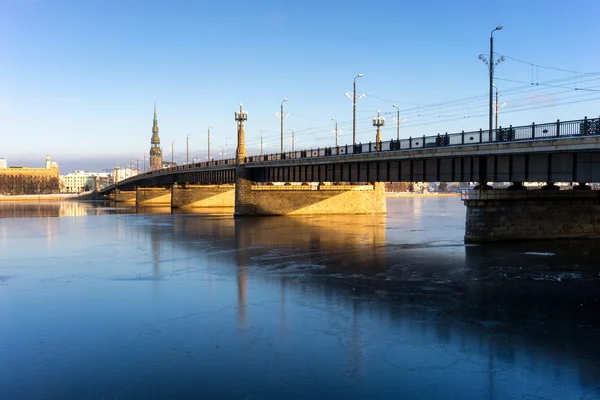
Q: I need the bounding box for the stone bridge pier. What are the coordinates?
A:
[136,187,171,207]
[115,189,136,203]
[171,183,235,208]
[463,185,600,242]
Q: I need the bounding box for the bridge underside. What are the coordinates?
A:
[250,152,600,184]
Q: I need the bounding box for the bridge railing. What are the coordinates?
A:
[244,116,599,164]
[116,157,237,185]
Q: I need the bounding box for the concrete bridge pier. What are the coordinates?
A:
[235,173,386,216]
[463,189,600,243]
[115,189,136,203]
[171,183,235,208]
[136,187,171,207]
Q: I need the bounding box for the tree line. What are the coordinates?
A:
[0,176,60,195]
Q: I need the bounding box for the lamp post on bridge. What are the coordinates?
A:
[276,99,289,154]
[207,125,214,161]
[171,141,175,164]
[346,74,364,145]
[392,104,406,141]
[288,128,296,152]
[492,84,507,133]
[372,110,385,151]
[234,104,248,164]
[186,134,192,165]
[479,26,505,142]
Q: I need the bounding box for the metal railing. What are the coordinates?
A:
[245,116,600,164]
[115,157,237,186]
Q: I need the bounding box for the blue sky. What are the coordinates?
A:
[2,0,599,172]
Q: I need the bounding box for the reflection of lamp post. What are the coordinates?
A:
[207,125,213,161]
[346,74,364,145]
[479,26,504,141]
[392,104,406,141]
[372,110,385,151]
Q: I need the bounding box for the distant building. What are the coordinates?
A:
[113,166,139,183]
[149,102,163,171]
[0,156,60,195]
[0,158,6,169]
[60,171,112,193]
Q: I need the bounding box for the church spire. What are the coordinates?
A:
[152,99,159,134]
[149,100,163,171]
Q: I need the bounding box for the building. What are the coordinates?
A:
[0,155,60,195]
[113,166,140,183]
[61,171,112,193]
[149,102,163,171]
[0,158,7,169]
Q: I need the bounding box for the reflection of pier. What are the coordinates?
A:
[124,211,600,393]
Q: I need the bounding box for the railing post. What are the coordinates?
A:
[369,141,372,152]
[422,135,426,148]
[556,119,560,137]
[479,128,482,143]
[409,136,412,149]
[532,122,536,139]
[345,144,348,154]
[584,116,589,135]
[461,130,465,145]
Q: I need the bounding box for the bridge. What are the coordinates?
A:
[98,114,600,242]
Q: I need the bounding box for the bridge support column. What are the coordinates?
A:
[136,187,172,207]
[463,189,600,243]
[115,189,136,203]
[171,183,235,208]
[235,175,386,216]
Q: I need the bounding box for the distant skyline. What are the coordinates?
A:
[2,0,600,172]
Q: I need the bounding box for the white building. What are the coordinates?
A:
[60,171,111,193]
[113,166,140,183]
[0,158,6,169]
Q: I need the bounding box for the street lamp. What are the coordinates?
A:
[277,98,289,153]
[331,118,342,149]
[207,125,214,161]
[392,104,406,141]
[171,140,175,164]
[346,74,364,145]
[186,134,192,165]
[479,26,504,141]
[372,110,385,151]
[492,84,507,132]
[288,128,297,152]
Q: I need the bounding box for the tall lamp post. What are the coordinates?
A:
[207,125,214,161]
[492,84,507,132]
[331,118,340,148]
[186,134,192,165]
[288,128,296,152]
[278,98,288,153]
[171,140,175,164]
[392,104,406,141]
[479,26,504,141]
[346,74,364,145]
[372,110,385,151]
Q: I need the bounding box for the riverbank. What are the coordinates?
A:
[0,194,81,202]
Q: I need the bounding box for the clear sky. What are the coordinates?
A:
[2,0,599,172]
